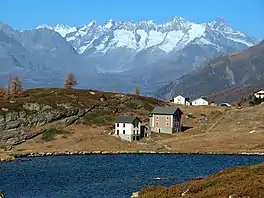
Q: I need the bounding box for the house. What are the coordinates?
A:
[149,106,183,134]
[219,102,232,107]
[191,97,209,106]
[114,116,142,142]
[254,90,264,99]
[171,95,191,105]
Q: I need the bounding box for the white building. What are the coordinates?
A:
[114,116,142,142]
[172,95,191,105]
[192,97,209,106]
[254,90,264,99]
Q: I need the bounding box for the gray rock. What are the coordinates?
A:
[58,116,79,127]
[23,103,52,112]
[19,111,27,118]
[0,103,87,146]
[5,112,19,122]
[5,120,22,129]
[0,115,5,125]
[77,108,85,117]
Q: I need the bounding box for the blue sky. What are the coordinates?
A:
[1,0,263,38]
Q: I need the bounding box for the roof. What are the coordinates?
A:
[115,116,141,123]
[255,90,264,94]
[192,97,208,102]
[174,95,185,98]
[150,106,182,115]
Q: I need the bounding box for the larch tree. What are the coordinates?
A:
[64,72,78,89]
[133,87,141,96]
[10,76,22,95]
[0,85,4,97]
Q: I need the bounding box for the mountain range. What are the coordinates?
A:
[0,17,259,95]
[156,39,264,102]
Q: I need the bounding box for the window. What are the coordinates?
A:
[156,116,159,120]
[156,122,159,126]
[123,130,125,134]
[133,130,135,135]
[116,130,119,135]
[117,123,119,127]
[166,116,169,120]
[166,122,169,126]
[123,123,125,127]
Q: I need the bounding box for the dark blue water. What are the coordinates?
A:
[0,154,264,198]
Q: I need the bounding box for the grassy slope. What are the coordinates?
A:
[0,88,165,124]
[0,88,167,154]
[139,163,264,198]
[1,88,264,156]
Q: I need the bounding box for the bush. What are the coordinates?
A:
[41,128,69,141]
[126,102,140,109]
[89,117,106,125]
[0,142,6,150]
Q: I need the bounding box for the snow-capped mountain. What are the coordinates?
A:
[0,17,259,95]
[38,17,256,54]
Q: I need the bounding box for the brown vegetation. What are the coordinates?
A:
[64,72,78,88]
[1,88,264,159]
[133,87,141,95]
[10,75,23,94]
[138,163,264,198]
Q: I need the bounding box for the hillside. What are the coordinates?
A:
[0,88,165,150]
[138,163,264,198]
[156,40,264,102]
[1,88,264,161]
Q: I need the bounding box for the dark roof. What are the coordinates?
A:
[115,116,141,123]
[150,106,182,115]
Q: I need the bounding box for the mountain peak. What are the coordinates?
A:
[104,19,114,29]
[206,17,237,34]
[209,17,228,29]
[170,16,186,22]
[87,20,96,27]
[37,24,77,37]
[259,40,264,45]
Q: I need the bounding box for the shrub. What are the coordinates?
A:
[126,102,140,109]
[41,128,69,141]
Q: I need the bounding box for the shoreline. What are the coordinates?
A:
[1,150,264,162]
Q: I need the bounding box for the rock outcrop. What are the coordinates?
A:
[0,102,86,146]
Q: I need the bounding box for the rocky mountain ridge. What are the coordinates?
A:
[0,17,259,95]
[156,39,264,102]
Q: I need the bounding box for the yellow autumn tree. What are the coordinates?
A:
[0,85,5,98]
[133,87,140,96]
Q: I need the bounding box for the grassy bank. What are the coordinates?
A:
[138,163,264,198]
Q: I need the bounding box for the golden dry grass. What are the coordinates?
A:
[138,163,264,198]
[0,88,264,157]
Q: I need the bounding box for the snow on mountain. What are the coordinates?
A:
[0,17,258,96]
[36,17,257,57]
[36,24,77,37]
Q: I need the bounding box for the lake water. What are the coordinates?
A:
[0,154,264,198]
